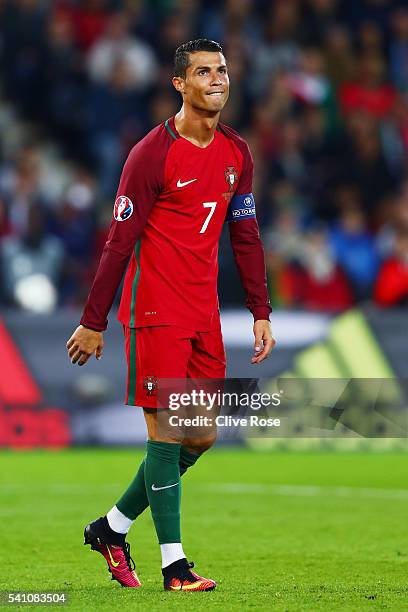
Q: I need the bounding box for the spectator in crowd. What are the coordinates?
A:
[339,52,397,119]
[0,145,49,238]
[286,46,334,111]
[389,6,408,93]
[57,0,111,52]
[51,167,97,300]
[329,198,379,300]
[0,204,64,309]
[323,25,355,87]
[270,118,309,199]
[375,227,408,307]
[357,20,385,57]
[265,200,304,306]
[280,226,354,312]
[377,180,408,257]
[252,1,301,97]
[337,113,394,217]
[87,11,158,91]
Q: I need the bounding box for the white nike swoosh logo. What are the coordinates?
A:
[151,482,179,491]
[177,178,197,188]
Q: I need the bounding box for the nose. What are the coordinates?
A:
[210,71,223,86]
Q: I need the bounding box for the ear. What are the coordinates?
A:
[172,76,185,95]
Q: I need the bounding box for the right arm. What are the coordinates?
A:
[67,139,163,366]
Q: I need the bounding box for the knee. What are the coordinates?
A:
[143,408,182,443]
[183,434,217,455]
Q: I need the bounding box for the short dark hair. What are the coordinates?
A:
[174,38,224,78]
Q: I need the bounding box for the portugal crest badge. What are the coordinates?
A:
[143,376,158,396]
[224,166,238,192]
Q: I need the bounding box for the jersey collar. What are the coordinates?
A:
[166,116,219,150]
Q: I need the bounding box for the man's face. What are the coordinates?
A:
[173,51,229,113]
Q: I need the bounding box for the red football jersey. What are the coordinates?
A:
[81,116,271,331]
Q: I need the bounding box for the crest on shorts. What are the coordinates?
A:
[224,166,238,192]
[143,376,158,396]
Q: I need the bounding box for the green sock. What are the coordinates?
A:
[144,440,181,544]
[116,446,199,521]
[116,458,148,520]
[179,446,200,475]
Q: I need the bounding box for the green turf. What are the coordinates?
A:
[0,448,407,611]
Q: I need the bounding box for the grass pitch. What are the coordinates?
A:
[0,448,407,611]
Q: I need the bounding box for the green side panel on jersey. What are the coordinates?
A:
[164,119,177,140]
[127,240,141,406]
[129,240,142,328]
[128,328,137,406]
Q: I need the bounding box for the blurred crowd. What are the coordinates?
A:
[1,0,408,313]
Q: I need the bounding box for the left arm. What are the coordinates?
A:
[226,137,275,363]
[229,216,271,322]
[229,217,275,363]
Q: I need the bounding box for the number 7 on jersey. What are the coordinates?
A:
[200,202,217,234]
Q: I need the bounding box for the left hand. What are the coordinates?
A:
[251,320,276,364]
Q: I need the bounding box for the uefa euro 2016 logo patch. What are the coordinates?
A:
[114,195,133,221]
[143,376,158,396]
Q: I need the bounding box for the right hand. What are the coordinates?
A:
[66,325,104,366]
